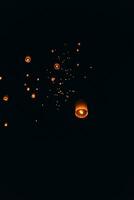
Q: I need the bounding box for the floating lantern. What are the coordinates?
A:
[54,63,61,70]
[75,100,88,119]
[25,56,31,63]
[51,77,56,82]
[31,93,36,99]
[4,122,8,127]
[3,95,9,102]
[26,87,30,91]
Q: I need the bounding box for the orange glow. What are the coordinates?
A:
[25,56,31,63]
[75,100,88,119]
[54,63,61,70]
[31,93,36,99]
[3,95,9,102]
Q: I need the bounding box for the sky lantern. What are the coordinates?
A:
[75,100,88,119]
[31,93,36,99]
[3,95,9,102]
[54,63,61,70]
[4,122,8,128]
[25,56,32,63]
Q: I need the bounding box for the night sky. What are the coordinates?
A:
[0,1,133,199]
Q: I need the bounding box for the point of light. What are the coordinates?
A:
[31,93,36,99]
[4,122,8,127]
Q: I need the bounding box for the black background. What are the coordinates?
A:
[0,1,133,199]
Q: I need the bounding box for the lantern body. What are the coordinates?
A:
[75,100,88,119]
[25,56,31,63]
[54,63,61,70]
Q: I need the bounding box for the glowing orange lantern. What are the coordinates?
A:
[25,56,31,63]
[75,100,88,119]
[3,95,9,102]
[54,63,61,70]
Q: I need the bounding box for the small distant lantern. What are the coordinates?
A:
[75,100,88,119]
[31,93,36,99]
[4,122,8,127]
[3,95,9,102]
[51,77,56,82]
[54,63,61,70]
[0,76,3,80]
[25,56,31,63]
[26,87,30,91]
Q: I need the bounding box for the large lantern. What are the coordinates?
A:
[75,100,88,119]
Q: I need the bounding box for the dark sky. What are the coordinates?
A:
[0,1,133,199]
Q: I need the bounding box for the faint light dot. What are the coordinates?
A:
[24,83,27,86]
[51,77,56,82]
[77,42,81,46]
[76,63,80,67]
[31,93,36,99]
[36,88,39,91]
[41,104,44,107]
[76,48,80,52]
[89,66,93,69]
[37,78,40,81]
[26,87,30,91]
[35,120,38,123]
[66,95,69,98]
[0,76,3,80]
[25,56,31,63]
[83,75,87,79]
[4,122,8,128]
